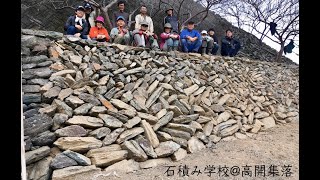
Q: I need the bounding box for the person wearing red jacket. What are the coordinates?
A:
[160,23,180,51]
[89,16,110,42]
[132,21,159,50]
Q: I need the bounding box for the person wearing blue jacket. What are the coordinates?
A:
[180,21,202,53]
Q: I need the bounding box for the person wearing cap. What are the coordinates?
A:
[83,1,96,30]
[89,16,110,42]
[112,0,129,27]
[132,21,159,50]
[160,23,180,51]
[200,30,214,55]
[64,6,89,39]
[221,29,241,57]
[208,28,219,55]
[180,21,202,53]
[110,16,131,45]
[135,5,154,33]
[163,7,179,33]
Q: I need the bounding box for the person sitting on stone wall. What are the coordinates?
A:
[112,0,129,28]
[64,6,89,39]
[110,16,131,45]
[199,30,214,55]
[135,5,154,34]
[132,21,159,50]
[160,23,180,52]
[89,16,110,42]
[83,1,96,31]
[208,28,219,55]
[180,21,202,53]
[221,29,241,57]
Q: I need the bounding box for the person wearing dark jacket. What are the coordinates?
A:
[208,28,219,55]
[163,7,179,33]
[64,6,89,39]
[112,0,129,27]
[221,29,241,57]
[83,1,94,30]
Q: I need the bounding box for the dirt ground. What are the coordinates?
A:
[90,120,299,180]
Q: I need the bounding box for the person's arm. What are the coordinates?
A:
[81,21,89,35]
[110,28,117,39]
[135,15,140,30]
[180,30,187,39]
[213,35,218,43]
[89,27,96,38]
[160,33,170,40]
[64,16,73,31]
[195,31,201,40]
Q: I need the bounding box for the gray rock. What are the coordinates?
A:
[98,114,123,128]
[160,127,191,140]
[88,127,111,139]
[23,108,39,119]
[171,148,187,161]
[216,111,231,124]
[66,116,104,128]
[27,156,52,180]
[146,87,163,108]
[219,124,240,137]
[187,137,206,153]
[24,114,53,137]
[23,93,41,104]
[110,98,136,112]
[124,117,141,129]
[210,104,225,113]
[27,78,49,86]
[135,135,157,158]
[55,125,87,137]
[58,88,73,101]
[116,127,144,143]
[38,104,57,117]
[89,106,108,116]
[154,141,180,158]
[24,136,32,151]
[121,140,148,162]
[95,86,107,95]
[62,150,91,166]
[260,117,276,129]
[107,110,129,123]
[22,29,63,39]
[203,120,214,136]
[105,159,140,173]
[50,153,78,170]
[21,55,48,64]
[22,85,41,93]
[25,146,50,165]
[153,111,174,131]
[174,100,189,114]
[78,93,101,106]
[137,112,158,124]
[53,137,102,153]
[31,130,56,146]
[52,113,68,131]
[103,128,125,145]
[53,99,73,117]
[166,123,196,135]
[171,136,188,148]
[184,84,199,96]
[74,103,94,115]
[255,111,270,119]
[51,165,101,180]
[172,114,199,124]
[123,67,145,75]
[22,67,52,79]
[65,95,85,109]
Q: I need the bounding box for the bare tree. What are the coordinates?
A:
[215,0,299,62]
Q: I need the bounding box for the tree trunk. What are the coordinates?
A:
[276,43,285,62]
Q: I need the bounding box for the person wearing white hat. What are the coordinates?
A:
[200,30,214,55]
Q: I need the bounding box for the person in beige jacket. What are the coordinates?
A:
[135,5,154,33]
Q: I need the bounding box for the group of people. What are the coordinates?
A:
[64,1,241,57]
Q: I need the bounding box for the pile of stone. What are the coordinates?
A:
[21,29,299,180]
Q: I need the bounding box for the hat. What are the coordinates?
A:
[116,16,125,21]
[95,16,105,24]
[201,30,208,34]
[166,7,174,12]
[141,21,149,26]
[76,6,85,11]
[84,3,93,10]
[164,23,172,29]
